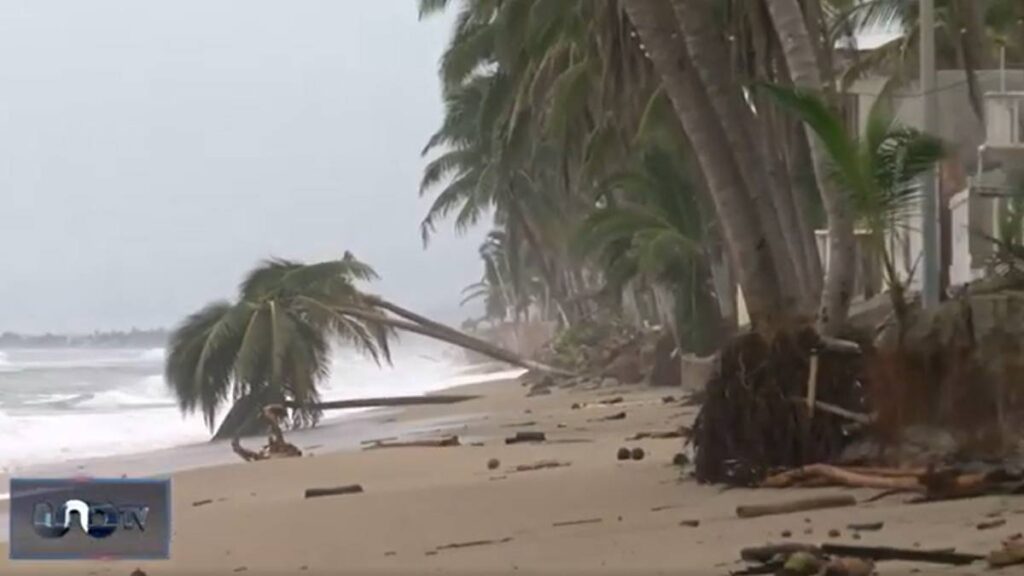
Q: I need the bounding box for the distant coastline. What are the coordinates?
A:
[0,329,168,349]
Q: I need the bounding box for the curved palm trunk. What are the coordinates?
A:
[671,0,809,308]
[623,0,793,330]
[765,0,857,336]
[352,298,573,376]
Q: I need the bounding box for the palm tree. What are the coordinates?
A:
[165,254,390,438]
[828,0,1023,121]
[763,83,946,335]
[763,0,859,336]
[166,254,568,439]
[622,0,796,332]
[575,143,724,354]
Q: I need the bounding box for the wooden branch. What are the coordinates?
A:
[736,494,857,518]
[817,336,862,354]
[805,353,819,415]
[304,484,364,499]
[761,464,922,491]
[788,398,876,424]
[363,436,460,449]
[820,543,983,565]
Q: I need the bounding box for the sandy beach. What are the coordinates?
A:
[2,375,1021,575]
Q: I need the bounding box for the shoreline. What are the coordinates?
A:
[0,367,524,540]
[2,376,1018,574]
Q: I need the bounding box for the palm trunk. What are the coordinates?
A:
[507,193,569,325]
[672,0,807,307]
[749,1,824,306]
[951,0,993,124]
[623,0,793,331]
[355,298,572,376]
[765,0,856,336]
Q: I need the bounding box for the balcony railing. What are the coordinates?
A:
[985,92,1024,148]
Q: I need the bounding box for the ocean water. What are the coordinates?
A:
[0,340,518,475]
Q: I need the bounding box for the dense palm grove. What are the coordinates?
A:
[421,0,1022,348]
[163,1,1023,472]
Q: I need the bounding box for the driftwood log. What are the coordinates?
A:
[363,436,460,449]
[760,463,1012,501]
[736,494,856,519]
[304,485,364,499]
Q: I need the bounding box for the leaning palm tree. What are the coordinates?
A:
[166,253,568,440]
[165,254,392,438]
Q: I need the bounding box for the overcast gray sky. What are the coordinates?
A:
[0,1,487,334]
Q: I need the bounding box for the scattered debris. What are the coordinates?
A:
[679,519,700,527]
[784,550,823,575]
[736,494,857,518]
[672,453,690,467]
[616,447,631,461]
[192,499,213,507]
[740,543,821,564]
[588,411,626,422]
[781,530,792,538]
[511,460,570,473]
[627,429,684,440]
[828,529,841,538]
[823,557,874,576]
[819,543,983,565]
[571,403,582,410]
[231,405,303,462]
[501,421,537,428]
[599,396,624,405]
[487,458,501,470]
[434,537,514,551]
[847,521,883,532]
[630,447,645,461]
[304,484,364,499]
[661,395,676,404]
[988,534,1024,568]
[364,436,460,449]
[979,518,1007,530]
[384,551,396,557]
[129,569,147,576]
[505,431,546,444]
[759,463,1023,502]
[552,517,603,527]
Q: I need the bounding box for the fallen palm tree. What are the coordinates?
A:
[165,255,571,441]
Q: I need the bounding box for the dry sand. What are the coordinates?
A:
[1,376,1022,575]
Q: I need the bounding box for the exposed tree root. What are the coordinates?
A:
[692,328,868,485]
[231,405,303,462]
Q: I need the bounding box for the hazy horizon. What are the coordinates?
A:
[0,1,486,334]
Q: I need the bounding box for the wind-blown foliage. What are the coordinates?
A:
[165,253,392,432]
[763,82,945,325]
[576,143,722,354]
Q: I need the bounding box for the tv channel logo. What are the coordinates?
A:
[10,478,171,560]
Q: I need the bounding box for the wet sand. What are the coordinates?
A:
[1,376,1020,575]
